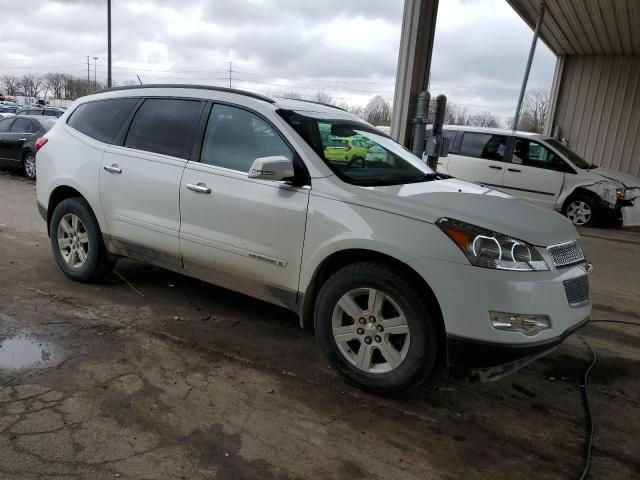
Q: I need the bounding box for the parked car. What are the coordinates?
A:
[0,104,19,114]
[323,136,370,165]
[435,126,640,227]
[17,107,65,117]
[0,116,56,179]
[0,113,16,119]
[37,85,591,394]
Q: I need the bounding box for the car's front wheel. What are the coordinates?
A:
[565,194,600,227]
[50,197,115,282]
[314,262,439,394]
[23,152,36,180]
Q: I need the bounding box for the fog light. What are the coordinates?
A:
[489,312,551,336]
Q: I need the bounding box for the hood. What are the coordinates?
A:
[366,178,577,246]
[589,167,640,188]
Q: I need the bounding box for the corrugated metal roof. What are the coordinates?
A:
[507,0,640,55]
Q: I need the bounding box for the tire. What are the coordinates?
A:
[314,262,439,394]
[49,197,115,282]
[564,194,600,227]
[23,152,36,180]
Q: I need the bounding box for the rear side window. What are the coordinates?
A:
[68,98,138,144]
[44,109,59,117]
[0,118,13,132]
[460,133,507,161]
[125,99,202,159]
[10,118,32,133]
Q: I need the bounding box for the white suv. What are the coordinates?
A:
[36,85,592,393]
[434,126,640,227]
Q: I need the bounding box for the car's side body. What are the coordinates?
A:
[36,86,592,389]
[435,126,640,226]
[0,116,51,169]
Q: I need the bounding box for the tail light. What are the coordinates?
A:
[35,137,48,154]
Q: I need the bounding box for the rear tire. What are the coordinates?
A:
[314,262,439,394]
[50,197,115,282]
[23,152,36,180]
[564,194,600,227]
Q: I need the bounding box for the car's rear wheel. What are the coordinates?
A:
[565,194,600,227]
[50,197,115,282]
[315,262,438,394]
[23,152,36,180]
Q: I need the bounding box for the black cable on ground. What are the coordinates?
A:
[576,318,640,479]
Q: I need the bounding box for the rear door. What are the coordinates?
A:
[179,103,310,307]
[4,117,35,161]
[446,131,508,187]
[100,97,204,267]
[501,137,564,208]
[0,118,15,160]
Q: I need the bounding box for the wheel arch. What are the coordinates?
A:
[561,186,606,213]
[47,185,87,234]
[300,248,446,353]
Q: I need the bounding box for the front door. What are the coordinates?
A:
[180,103,309,308]
[446,132,508,188]
[502,138,564,208]
[99,98,204,267]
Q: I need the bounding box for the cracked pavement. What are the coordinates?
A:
[1,171,639,479]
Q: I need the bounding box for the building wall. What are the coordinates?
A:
[551,55,640,177]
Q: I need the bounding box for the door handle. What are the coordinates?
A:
[489,165,502,170]
[18,138,27,141]
[186,182,212,194]
[507,168,521,173]
[103,164,122,174]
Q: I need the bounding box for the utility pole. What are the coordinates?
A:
[228,62,232,88]
[93,57,99,89]
[87,56,90,91]
[107,0,112,88]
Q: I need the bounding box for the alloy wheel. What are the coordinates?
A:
[57,213,89,268]
[24,154,36,179]
[331,287,410,374]
[567,200,592,226]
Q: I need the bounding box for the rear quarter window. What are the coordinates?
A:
[67,98,139,144]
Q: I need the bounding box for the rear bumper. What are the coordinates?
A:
[447,315,590,381]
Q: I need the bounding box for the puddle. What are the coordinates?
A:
[0,334,65,370]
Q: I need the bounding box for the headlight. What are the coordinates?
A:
[436,218,549,271]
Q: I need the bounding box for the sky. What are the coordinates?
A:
[0,0,556,119]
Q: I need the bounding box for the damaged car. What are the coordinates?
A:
[435,126,640,227]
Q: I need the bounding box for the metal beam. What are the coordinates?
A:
[512,1,546,130]
[545,54,565,135]
[391,0,439,147]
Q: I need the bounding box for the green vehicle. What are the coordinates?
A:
[323,136,369,164]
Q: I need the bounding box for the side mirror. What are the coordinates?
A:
[248,155,294,181]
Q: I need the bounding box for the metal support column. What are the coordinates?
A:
[511,1,545,131]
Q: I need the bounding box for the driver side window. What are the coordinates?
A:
[512,139,565,171]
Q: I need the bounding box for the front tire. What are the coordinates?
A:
[564,194,600,227]
[314,262,439,394]
[23,152,36,180]
[50,197,115,282]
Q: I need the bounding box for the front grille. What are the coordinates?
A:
[548,240,585,268]
[563,275,590,307]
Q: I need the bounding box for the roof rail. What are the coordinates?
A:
[281,98,349,112]
[93,84,275,103]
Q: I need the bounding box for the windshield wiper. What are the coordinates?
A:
[354,173,448,187]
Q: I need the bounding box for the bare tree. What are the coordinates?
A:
[363,95,392,126]
[1,74,21,96]
[19,74,44,98]
[468,112,500,128]
[281,91,302,100]
[444,104,470,125]
[44,73,67,99]
[315,91,334,105]
[517,90,549,133]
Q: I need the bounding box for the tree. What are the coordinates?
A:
[281,92,302,100]
[314,91,334,105]
[444,103,470,125]
[363,95,391,126]
[517,90,549,133]
[19,74,44,98]
[468,112,500,128]
[44,73,67,99]
[1,74,20,95]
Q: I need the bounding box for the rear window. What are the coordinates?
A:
[460,132,507,161]
[68,98,138,144]
[124,98,202,159]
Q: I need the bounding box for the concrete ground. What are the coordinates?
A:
[0,170,639,480]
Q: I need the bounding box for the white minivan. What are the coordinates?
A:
[36,85,591,393]
[435,126,640,227]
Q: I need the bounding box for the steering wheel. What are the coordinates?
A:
[347,156,366,168]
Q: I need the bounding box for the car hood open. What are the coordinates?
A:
[366,178,578,246]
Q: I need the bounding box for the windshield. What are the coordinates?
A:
[278,110,439,186]
[546,139,593,169]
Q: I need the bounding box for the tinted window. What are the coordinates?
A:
[10,118,32,133]
[442,130,459,153]
[0,118,13,132]
[201,104,293,172]
[44,109,60,117]
[512,139,566,171]
[68,98,138,144]
[460,133,507,161]
[125,99,201,158]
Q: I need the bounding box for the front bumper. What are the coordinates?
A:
[621,198,640,227]
[408,255,592,380]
